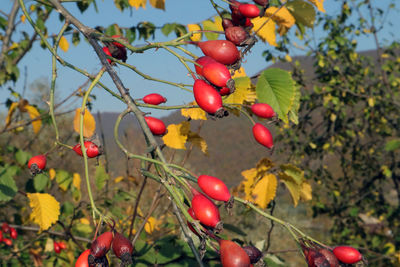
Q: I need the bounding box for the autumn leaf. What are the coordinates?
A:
[232,67,247,79]
[307,0,325,12]
[144,216,161,234]
[280,175,301,207]
[21,14,26,23]
[162,121,190,149]
[129,0,146,9]
[280,164,304,185]
[114,176,124,183]
[251,17,277,46]
[149,0,165,10]
[49,168,56,180]
[240,168,258,200]
[265,6,296,28]
[300,181,312,201]
[187,132,208,154]
[25,105,42,134]
[252,174,278,209]
[202,16,224,40]
[5,102,18,127]
[73,108,96,138]
[181,102,207,120]
[256,158,274,174]
[224,76,256,105]
[59,36,69,52]
[72,173,81,191]
[187,24,202,42]
[28,193,60,232]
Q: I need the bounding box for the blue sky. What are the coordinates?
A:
[1,0,399,118]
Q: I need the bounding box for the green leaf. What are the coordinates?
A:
[0,166,18,202]
[385,139,400,151]
[15,149,31,165]
[95,162,109,191]
[34,173,49,192]
[286,0,316,28]
[105,24,122,37]
[256,68,295,123]
[125,27,136,43]
[56,170,72,191]
[161,23,175,36]
[74,223,92,235]
[36,18,45,32]
[174,24,187,38]
[72,30,80,46]
[202,20,219,40]
[280,164,304,185]
[288,85,301,124]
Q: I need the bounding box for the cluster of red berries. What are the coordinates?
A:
[75,230,133,267]
[53,240,67,253]
[0,223,17,247]
[301,240,363,266]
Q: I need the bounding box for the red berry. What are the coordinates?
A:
[75,249,90,267]
[229,0,241,12]
[90,231,113,259]
[219,239,251,267]
[102,46,112,64]
[191,191,221,228]
[239,4,260,18]
[1,223,10,234]
[243,246,263,264]
[222,18,234,30]
[73,141,100,158]
[333,246,362,264]
[318,248,339,267]
[10,228,17,239]
[3,238,12,246]
[196,40,240,65]
[197,175,231,202]
[252,123,273,148]
[143,93,167,105]
[28,155,47,175]
[193,79,224,117]
[58,241,67,250]
[244,18,254,28]
[251,103,275,118]
[219,87,232,96]
[194,56,216,76]
[202,62,234,89]
[54,241,61,254]
[144,116,167,135]
[225,26,249,46]
[0,230,3,242]
[112,231,133,265]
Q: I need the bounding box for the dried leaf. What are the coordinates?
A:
[265,6,296,28]
[240,168,258,201]
[5,102,18,127]
[129,0,146,9]
[252,174,278,209]
[187,132,208,154]
[25,105,42,134]
[59,36,69,52]
[251,17,277,46]
[187,24,202,42]
[181,102,207,120]
[162,121,190,149]
[28,193,60,232]
[149,0,165,10]
[300,181,312,201]
[21,14,26,23]
[73,108,96,138]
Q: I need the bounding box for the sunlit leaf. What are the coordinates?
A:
[49,168,56,180]
[265,6,296,28]
[114,176,124,183]
[251,17,277,46]
[56,170,72,191]
[280,164,304,185]
[224,76,256,105]
[21,14,26,23]
[256,157,274,173]
[279,172,301,207]
[28,193,60,232]
[129,0,146,9]
[145,217,161,234]
[240,168,258,200]
[162,121,190,149]
[73,108,96,138]
[59,36,69,52]
[251,174,278,209]
[25,105,42,134]
[187,24,202,42]
[5,102,18,127]
[187,132,208,154]
[300,181,312,201]
[307,0,325,12]
[149,0,165,10]
[72,173,81,191]
[202,16,223,40]
[286,0,316,28]
[181,102,207,120]
[232,67,247,79]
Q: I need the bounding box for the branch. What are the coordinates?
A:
[0,0,20,66]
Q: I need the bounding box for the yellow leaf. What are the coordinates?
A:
[59,36,69,52]
[162,121,190,149]
[187,132,208,154]
[251,17,277,46]
[256,157,274,174]
[279,173,301,207]
[232,67,247,79]
[149,0,165,10]
[28,193,60,232]
[187,24,202,42]
[240,168,258,200]
[129,0,146,9]
[21,14,26,23]
[49,169,56,180]
[307,0,325,12]
[213,16,224,31]
[285,54,292,62]
[5,102,18,127]
[25,105,42,134]
[181,102,207,120]
[202,16,224,40]
[265,6,296,28]
[73,173,81,190]
[224,76,256,105]
[9,42,19,50]
[300,181,312,201]
[251,174,278,209]
[383,243,395,255]
[73,108,96,138]
[44,238,54,252]
[114,176,124,183]
[144,217,161,234]
[80,218,90,225]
